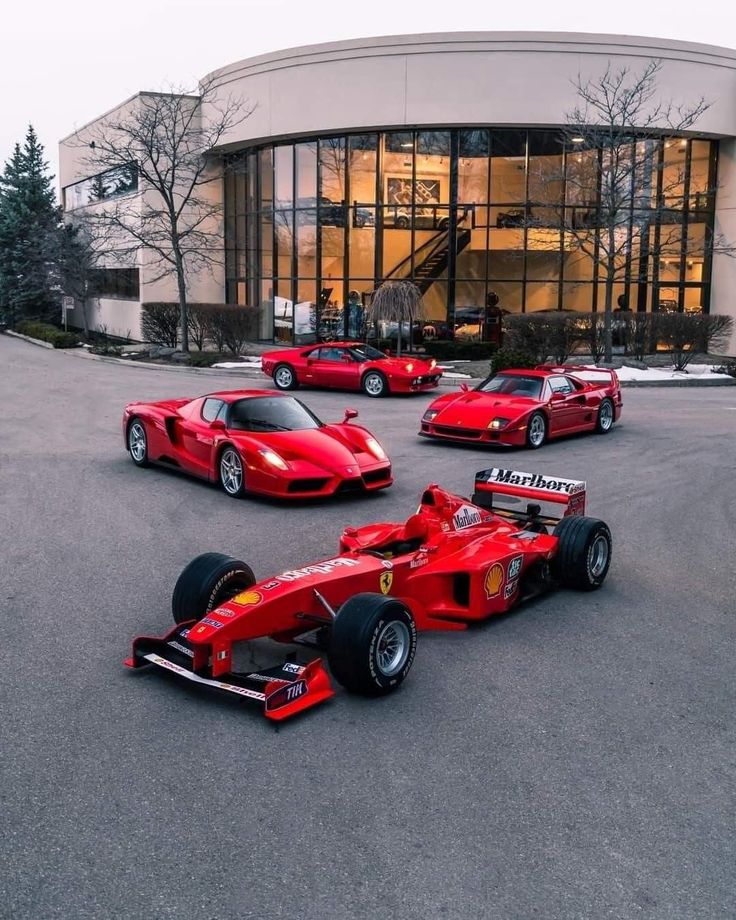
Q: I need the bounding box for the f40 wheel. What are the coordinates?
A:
[172,552,256,624]
[552,516,612,590]
[525,411,547,449]
[596,398,614,433]
[327,593,417,695]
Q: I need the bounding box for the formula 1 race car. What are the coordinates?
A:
[125,467,612,721]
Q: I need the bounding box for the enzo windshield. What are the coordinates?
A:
[478,374,543,399]
[228,397,322,432]
[350,344,386,362]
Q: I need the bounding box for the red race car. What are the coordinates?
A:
[420,364,622,449]
[123,390,392,499]
[125,466,612,721]
[261,341,442,397]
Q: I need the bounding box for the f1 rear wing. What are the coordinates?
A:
[473,467,586,518]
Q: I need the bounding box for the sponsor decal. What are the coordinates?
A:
[410,553,428,569]
[261,580,281,590]
[452,504,483,531]
[483,468,585,495]
[440,522,450,532]
[265,679,307,711]
[510,530,539,541]
[381,560,394,570]
[277,557,361,582]
[507,555,523,580]
[484,563,504,599]
[504,580,518,600]
[180,628,190,638]
[167,640,194,658]
[216,649,229,661]
[232,590,262,607]
[216,608,236,618]
[282,662,303,674]
[200,616,224,629]
[379,571,393,595]
[145,654,265,701]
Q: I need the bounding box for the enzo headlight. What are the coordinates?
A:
[423,409,439,422]
[488,418,510,430]
[405,363,414,372]
[259,448,289,471]
[364,437,387,461]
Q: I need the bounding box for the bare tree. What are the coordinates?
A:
[59,221,99,338]
[367,280,427,357]
[539,60,734,362]
[73,79,250,351]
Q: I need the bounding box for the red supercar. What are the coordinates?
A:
[420,364,623,448]
[125,466,612,721]
[261,341,442,397]
[122,389,392,499]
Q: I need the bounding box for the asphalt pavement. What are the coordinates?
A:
[0,334,734,920]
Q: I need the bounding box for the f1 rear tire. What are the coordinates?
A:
[552,516,612,591]
[328,593,417,695]
[172,552,256,624]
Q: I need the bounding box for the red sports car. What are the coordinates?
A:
[125,466,612,721]
[420,364,622,449]
[261,341,442,397]
[122,390,392,499]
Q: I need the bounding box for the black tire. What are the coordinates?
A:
[595,398,614,434]
[273,363,298,390]
[362,370,388,398]
[172,552,256,624]
[438,218,450,230]
[219,446,246,498]
[328,593,417,696]
[552,516,612,591]
[395,216,410,229]
[127,418,149,467]
[525,411,547,449]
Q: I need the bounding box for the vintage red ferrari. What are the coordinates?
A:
[261,341,442,397]
[420,364,622,448]
[125,466,612,721]
[122,390,392,499]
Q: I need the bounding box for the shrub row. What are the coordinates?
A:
[141,303,262,354]
[422,340,498,361]
[502,311,734,370]
[14,320,80,348]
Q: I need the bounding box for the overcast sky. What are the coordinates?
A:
[4,0,736,189]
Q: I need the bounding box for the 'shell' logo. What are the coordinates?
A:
[233,590,262,607]
[379,571,393,595]
[484,563,504,599]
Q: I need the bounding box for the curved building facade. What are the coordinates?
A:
[60,33,736,347]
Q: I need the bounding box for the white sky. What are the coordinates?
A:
[4,0,736,187]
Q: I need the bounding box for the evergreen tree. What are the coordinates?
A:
[0,126,61,323]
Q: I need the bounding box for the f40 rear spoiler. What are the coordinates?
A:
[536,364,620,386]
[473,467,586,517]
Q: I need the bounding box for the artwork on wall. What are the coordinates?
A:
[386,177,442,206]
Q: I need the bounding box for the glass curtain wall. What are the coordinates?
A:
[224,131,717,342]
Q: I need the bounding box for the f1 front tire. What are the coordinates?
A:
[172,552,256,625]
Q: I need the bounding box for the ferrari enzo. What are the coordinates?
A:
[419,364,622,448]
[123,390,392,499]
[125,466,612,721]
[261,341,442,397]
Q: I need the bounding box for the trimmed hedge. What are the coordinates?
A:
[15,321,80,348]
[422,340,498,361]
[490,347,538,376]
[141,302,262,353]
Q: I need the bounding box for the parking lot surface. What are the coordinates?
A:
[1,334,734,920]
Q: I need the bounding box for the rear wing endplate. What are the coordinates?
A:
[473,467,586,518]
[536,364,620,387]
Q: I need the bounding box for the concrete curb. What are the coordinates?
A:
[5,329,57,349]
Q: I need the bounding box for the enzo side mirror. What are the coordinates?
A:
[210,419,226,431]
[341,353,352,363]
[343,408,359,423]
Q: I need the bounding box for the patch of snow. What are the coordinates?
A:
[580,363,732,382]
[212,361,264,370]
[442,371,473,379]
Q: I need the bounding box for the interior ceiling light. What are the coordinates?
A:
[571,137,585,143]
[400,142,413,148]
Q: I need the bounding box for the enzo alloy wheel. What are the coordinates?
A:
[362,372,387,398]
[273,364,297,390]
[526,412,547,449]
[596,399,614,433]
[128,420,149,467]
[220,448,244,497]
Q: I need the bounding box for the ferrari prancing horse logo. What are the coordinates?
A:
[379,571,393,595]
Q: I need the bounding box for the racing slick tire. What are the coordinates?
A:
[362,371,388,398]
[127,418,150,467]
[273,364,298,390]
[172,553,256,625]
[595,398,615,434]
[328,593,417,695]
[525,412,547,449]
[552,516,612,591]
